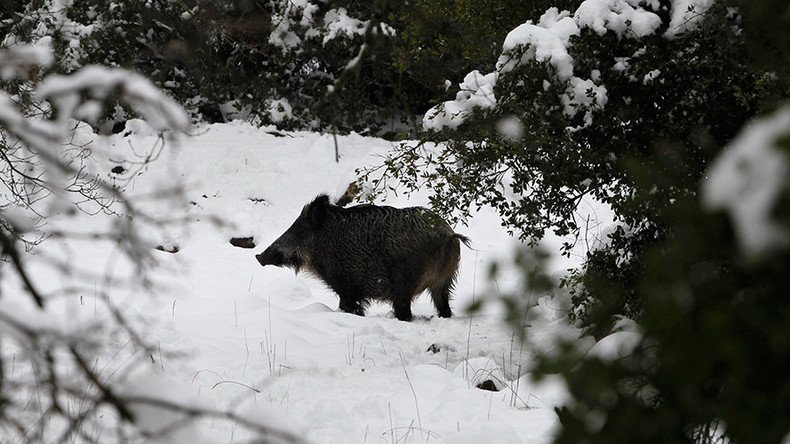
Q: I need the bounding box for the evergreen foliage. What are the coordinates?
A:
[384,0,584,127]
[364,1,780,337]
[362,2,790,438]
[530,121,790,442]
[476,2,790,442]
[1,0,390,130]
[0,0,568,134]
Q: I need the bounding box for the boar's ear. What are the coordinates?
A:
[307,194,331,226]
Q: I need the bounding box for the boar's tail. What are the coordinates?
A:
[453,233,472,248]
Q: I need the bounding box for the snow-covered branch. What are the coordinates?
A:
[0,41,292,442]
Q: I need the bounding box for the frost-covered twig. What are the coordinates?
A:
[0,228,45,307]
[119,395,301,443]
[0,42,294,442]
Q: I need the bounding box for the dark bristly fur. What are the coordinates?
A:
[256,194,470,321]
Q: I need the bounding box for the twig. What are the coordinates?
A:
[398,353,422,432]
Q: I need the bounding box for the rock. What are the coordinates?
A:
[426,342,456,354]
[248,197,269,205]
[476,380,500,392]
[230,237,256,249]
[454,357,507,391]
[111,120,127,134]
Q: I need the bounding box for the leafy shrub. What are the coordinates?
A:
[0,0,392,130]
[363,0,779,334]
[532,106,790,442]
[1,0,593,134]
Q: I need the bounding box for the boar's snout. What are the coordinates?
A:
[255,247,284,267]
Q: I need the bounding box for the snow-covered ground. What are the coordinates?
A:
[4,121,609,442]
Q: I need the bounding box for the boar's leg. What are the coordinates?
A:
[388,280,414,321]
[329,279,368,316]
[338,297,365,316]
[429,281,454,318]
[392,298,413,322]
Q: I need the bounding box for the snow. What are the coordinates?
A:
[561,77,608,128]
[39,65,190,132]
[268,2,377,51]
[423,70,498,131]
[665,0,715,38]
[0,119,612,441]
[643,69,661,83]
[269,22,302,50]
[455,356,508,390]
[575,0,661,38]
[322,8,368,45]
[269,0,315,50]
[0,88,60,150]
[613,56,631,71]
[702,105,790,258]
[496,9,579,78]
[0,204,38,233]
[2,1,96,71]
[117,371,208,444]
[586,331,642,361]
[0,40,54,79]
[268,98,293,123]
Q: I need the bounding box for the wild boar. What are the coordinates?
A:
[255,194,470,321]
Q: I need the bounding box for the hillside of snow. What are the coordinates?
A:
[2,120,608,442]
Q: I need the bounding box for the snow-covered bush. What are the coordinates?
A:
[0,0,403,132]
[363,0,780,335]
[702,105,790,259]
[449,1,789,441]
[527,104,790,442]
[1,0,599,135]
[0,41,297,441]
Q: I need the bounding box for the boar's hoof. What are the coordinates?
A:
[230,237,256,249]
[338,300,365,316]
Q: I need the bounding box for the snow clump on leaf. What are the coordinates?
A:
[702,105,790,259]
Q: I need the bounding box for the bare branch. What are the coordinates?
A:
[0,228,45,307]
